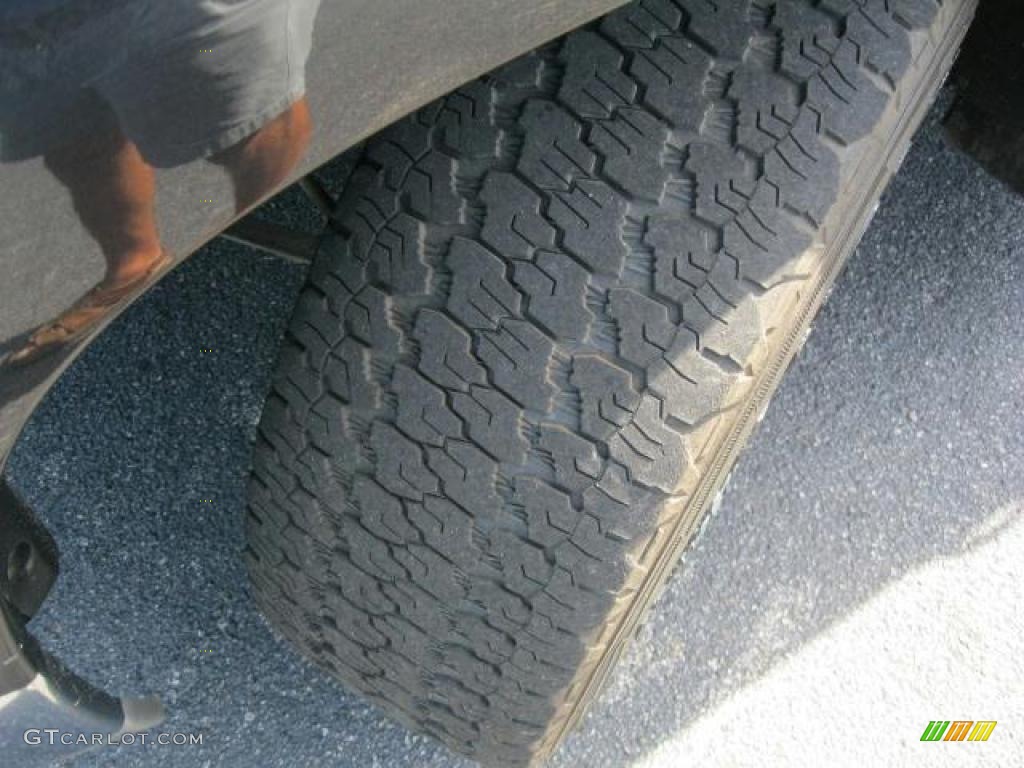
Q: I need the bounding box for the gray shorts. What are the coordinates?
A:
[0,0,321,168]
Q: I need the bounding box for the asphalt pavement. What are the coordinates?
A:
[7,92,1023,767]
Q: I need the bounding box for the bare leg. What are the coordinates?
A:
[5,99,312,368]
[212,97,313,214]
[43,127,163,288]
[1,127,169,366]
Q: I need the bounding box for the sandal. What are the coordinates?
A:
[3,250,172,368]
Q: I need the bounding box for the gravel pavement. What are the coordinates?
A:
[7,94,1023,768]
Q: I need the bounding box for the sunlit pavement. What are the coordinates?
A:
[633,506,1022,767]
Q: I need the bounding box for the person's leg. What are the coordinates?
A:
[211,97,313,214]
[4,123,167,366]
[43,125,163,288]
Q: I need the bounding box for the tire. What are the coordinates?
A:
[245,0,975,764]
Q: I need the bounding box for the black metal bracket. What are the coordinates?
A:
[0,480,58,620]
[223,217,322,264]
[222,171,337,263]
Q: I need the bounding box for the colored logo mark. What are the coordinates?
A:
[920,721,997,742]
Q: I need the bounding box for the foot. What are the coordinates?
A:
[3,250,172,367]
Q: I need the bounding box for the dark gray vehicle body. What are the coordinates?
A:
[0,0,627,468]
[0,0,626,758]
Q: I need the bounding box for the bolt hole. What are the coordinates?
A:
[7,540,34,585]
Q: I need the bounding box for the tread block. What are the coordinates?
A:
[608,394,688,492]
[590,107,675,202]
[723,188,814,288]
[648,328,733,426]
[392,364,461,447]
[516,476,579,549]
[367,213,432,294]
[518,101,596,192]
[353,476,417,545]
[414,310,487,391]
[539,424,603,493]
[647,214,717,306]
[600,0,684,50]
[513,251,594,340]
[558,30,637,119]
[407,496,477,571]
[549,179,629,276]
[477,320,556,409]
[446,237,522,330]
[451,386,528,464]
[435,80,505,159]
[629,37,714,133]
[371,422,439,500]
[324,338,380,411]
[570,355,641,440]
[480,172,557,262]
[425,441,503,519]
[346,286,401,356]
[608,288,677,367]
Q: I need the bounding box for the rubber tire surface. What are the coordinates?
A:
[246,0,975,763]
